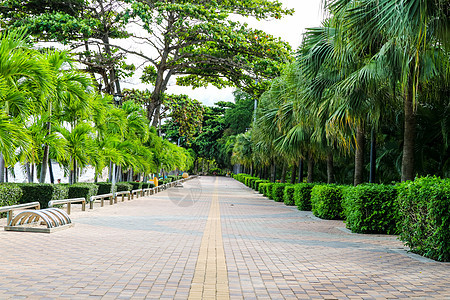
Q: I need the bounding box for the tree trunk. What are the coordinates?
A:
[401,81,416,182]
[0,153,4,183]
[5,167,8,182]
[369,128,376,183]
[327,152,335,184]
[307,153,314,183]
[49,160,54,184]
[31,164,34,183]
[290,164,297,184]
[270,163,276,182]
[25,163,32,183]
[280,163,287,183]
[298,158,304,183]
[40,145,49,183]
[109,161,113,182]
[354,125,365,186]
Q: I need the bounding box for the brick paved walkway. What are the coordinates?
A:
[0,176,449,299]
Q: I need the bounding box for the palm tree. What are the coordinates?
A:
[0,29,51,181]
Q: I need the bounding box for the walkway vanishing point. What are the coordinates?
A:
[0,176,449,299]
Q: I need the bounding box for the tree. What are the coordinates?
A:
[122,0,293,126]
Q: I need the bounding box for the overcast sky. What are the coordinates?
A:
[121,1,324,106]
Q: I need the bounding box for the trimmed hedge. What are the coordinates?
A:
[310,185,345,220]
[396,177,450,262]
[68,183,99,201]
[116,182,133,192]
[254,180,269,191]
[283,185,296,206]
[143,182,155,189]
[271,183,289,202]
[127,181,143,190]
[96,182,117,195]
[294,183,315,211]
[0,185,23,216]
[259,182,275,198]
[14,183,69,209]
[343,184,398,234]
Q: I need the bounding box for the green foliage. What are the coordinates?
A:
[144,182,156,189]
[396,177,450,261]
[116,182,133,192]
[343,184,399,234]
[283,185,295,206]
[271,183,289,202]
[254,179,269,191]
[294,183,315,211]
[96,182,116,195]
[0,185,23,212]
[127,182,143,190]
[261,182,275,198]
[310,185,345,220]
[14,183,69,209]
[68,183,99,201]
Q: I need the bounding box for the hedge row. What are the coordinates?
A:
[233,174,450,262]
[0,181,156,210]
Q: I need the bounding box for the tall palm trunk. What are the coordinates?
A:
[354,125,365,186]
[401,80,416,181]
[369,128,376,183]
[25,163,32,183]
[270,162,276,182]
[290,164,297,184]
[327,152,334,184]
[307,153,314,183]
[49,160,54,184]
[40,145,49,183]
[280,163,287,183]
[0,153,4,183]
[298,158,304,183]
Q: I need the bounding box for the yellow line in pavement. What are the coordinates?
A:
[189,177,229,300]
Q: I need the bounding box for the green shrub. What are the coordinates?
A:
[127,181,143,190]
[14,183,69,209]
[283,185,296,206]
[96,182,117,195]
[396,177,450,262]
[343,184,398,234]
[144,182,156,189]
[254,180,269,191]
[0,185,23,217]
[248,177,259,189]
[116,182,133,192]
[271,183,289,202]
[259,182,273,198]
[310,185,345,219]
[68,183,99,201]
[208,168,222,175]
[294,183,315,211]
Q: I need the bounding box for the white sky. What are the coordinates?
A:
[121,0,324,106]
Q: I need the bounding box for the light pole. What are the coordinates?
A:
[113,93,123,106]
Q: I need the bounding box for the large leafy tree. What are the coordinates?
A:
[122,0,293,126]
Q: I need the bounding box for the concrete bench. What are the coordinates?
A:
[131,189,143,199]
[89,193,114,209]
[48,198,86,214]
[115,191,131,202]
[0,202,41,225]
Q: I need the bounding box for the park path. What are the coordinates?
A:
[0,176,449,299]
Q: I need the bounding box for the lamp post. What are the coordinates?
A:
[113,93,123,106]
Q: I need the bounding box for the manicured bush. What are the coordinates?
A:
[14,183,69,209]
[294,183,315,211]
[0,184,23,216]
[248,177,259,189]
[271,183,290,202]
[144,182,155,189]
[116,182,133,192]
[343,184,398,234]
[254,180,269,191]
[259,182,274,198]
[310,185,345,219]
[127,181,143,190]
[396,177,450,262]
[258,182,268,194]
[283,185,296,206]
[96,182,117,195]
[68,183,99,201]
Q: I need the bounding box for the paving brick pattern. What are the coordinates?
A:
[0,176,449,299]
